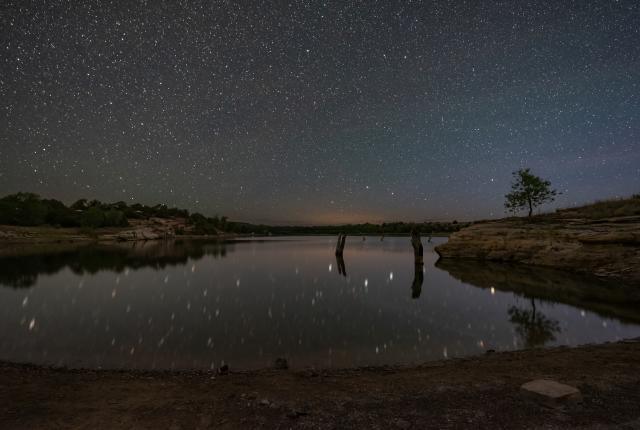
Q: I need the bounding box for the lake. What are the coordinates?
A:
[0,236,638,370]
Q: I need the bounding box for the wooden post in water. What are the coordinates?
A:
[411,229,424,265]
[335,233,347,256]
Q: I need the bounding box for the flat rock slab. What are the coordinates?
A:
[520,379,582,407]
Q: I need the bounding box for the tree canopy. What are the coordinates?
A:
[505,168,557,217]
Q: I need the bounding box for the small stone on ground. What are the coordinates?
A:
[521,379,582,407]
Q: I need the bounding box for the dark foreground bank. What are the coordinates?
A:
[1,341,639,429]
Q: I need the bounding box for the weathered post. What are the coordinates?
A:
[411,229,423,265]
[411,263,424,299]
[335,233,347,256]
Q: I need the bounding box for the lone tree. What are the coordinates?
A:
[505,168,557,217]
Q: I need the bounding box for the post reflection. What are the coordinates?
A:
[411,264,424,299]
[336,254,347,277]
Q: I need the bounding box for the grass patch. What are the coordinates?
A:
[554,195,640,220]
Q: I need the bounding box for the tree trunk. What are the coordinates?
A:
[528,198,533,217]
[335,233,346,256]
[411,229,423,265]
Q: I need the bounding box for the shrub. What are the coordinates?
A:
[104,209,128,227]
[81,207,106,228]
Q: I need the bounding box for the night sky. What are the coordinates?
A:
[1,1,639,224]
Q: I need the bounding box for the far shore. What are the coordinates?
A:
[0,224,235,245]
[0,224,451,245]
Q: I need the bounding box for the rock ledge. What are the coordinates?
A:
[435,215,640,283]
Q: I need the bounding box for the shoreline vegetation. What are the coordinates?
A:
[1,340,639,429]
[0,192,465,244]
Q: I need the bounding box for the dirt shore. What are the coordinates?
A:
[1,341,639,429]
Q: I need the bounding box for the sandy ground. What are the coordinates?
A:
[1,341,639,429]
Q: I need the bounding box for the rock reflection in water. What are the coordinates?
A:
[435,259,640,324]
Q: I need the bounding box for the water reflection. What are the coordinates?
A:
[0,237,638,370]
[335,254,347,277]
[435,259,640,324]
[508,298,561,348]
[0,240,231,289]
[411,264,424,299]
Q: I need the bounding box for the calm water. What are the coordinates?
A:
[0,236,638,370]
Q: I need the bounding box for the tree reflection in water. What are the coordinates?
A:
[508,298,560,348]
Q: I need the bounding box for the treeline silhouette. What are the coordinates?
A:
[242,221,466,235]
[0,192,466,235]
[0,192,225,231]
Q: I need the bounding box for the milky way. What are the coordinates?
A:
[1,1,639,224]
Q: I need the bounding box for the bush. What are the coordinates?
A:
[104,209,128,227]
[0,193,48,226]
[81,207,106,228]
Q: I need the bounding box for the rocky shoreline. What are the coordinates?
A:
[0,220,233,244]
[1,340,639,429]
[435,215,640,284]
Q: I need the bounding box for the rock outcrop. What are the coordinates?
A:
[435,215,640,284]
[103,227,168,242]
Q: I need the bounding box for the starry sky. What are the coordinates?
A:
[1,1,639,224]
